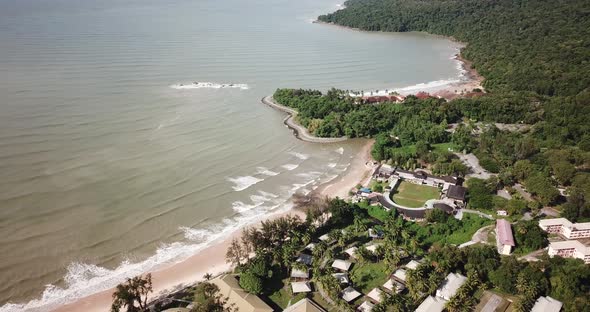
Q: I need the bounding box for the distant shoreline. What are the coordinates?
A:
[261,96,348,143]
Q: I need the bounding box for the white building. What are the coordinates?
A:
[415,295,447,312]
[436,273,467,300]
[531,296,563,312]
[548,240,590,264]
[539,218,590,239]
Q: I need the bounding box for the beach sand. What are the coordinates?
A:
[53,139,375,312]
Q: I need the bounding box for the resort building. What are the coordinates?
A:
[436,273,467,300]
[283,298,326,312]
[445,185,467,204]
[372,164,395,181]
[547,240,590,264]
[383,278,405,293]
[392,268,408,283]
[332,259,352,272]
[212,275,273,312]
[415,295,447,312]
[358,301,375,312]
[341,286,362,302]
[291,281,312,294]
[367,287,386,303]
[332,272,350,284]
[495,219,515,255]
[530,296,563,312]
[539,218,590,239]
[393,169,458,188]
[474,291,510,312]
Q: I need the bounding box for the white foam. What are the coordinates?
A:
[170,82,249,90]
[256,167,279,176]
[328,162,337,168]
[335,147,344,155]
[289,151,309,160]
[281,164,299,171]
[295,171,322,180]
[227,176,264,191]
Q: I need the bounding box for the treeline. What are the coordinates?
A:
[318,0,590,96]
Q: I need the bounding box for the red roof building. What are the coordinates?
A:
[496,219,515,255]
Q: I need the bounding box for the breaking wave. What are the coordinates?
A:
[227,176,264,191]
[170,82,249,90]
[256,167,279,176]
[281,164,299,171]
[288,151,309,160]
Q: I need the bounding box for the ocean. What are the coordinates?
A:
[0,0,462,310]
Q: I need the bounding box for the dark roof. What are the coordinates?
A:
[433,203,455,213]
[397,208,426,220]
[447,185,467,200]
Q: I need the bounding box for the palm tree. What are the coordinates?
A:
[203,273,213,281]
[110,274,152,312]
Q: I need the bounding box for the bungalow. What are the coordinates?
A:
[415,295,447,312]
[212,275,273,312]
[373,164,395,181]
[345,247,358,258]
[290,268,310,280]
[474,291,510,312]
[539,218,590,239]
[358,301,375,312]
[446,185,467,204]
[365,242,382,253]
[547,240,590,264]
[283,298,326,312]
[341,286,362,303]
[296,253,313,266]
[436,273,467,300]
[332,259,353,272]
[383,278,405,293]
[291,281,313,294]
[368,228,384,239]
[495,219,515,255]
[392,268,407,283]
[332,272,350,284]
[367,288,387,303]
[531,296,563,312]
[404,259,422,270]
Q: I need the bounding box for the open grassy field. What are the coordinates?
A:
[391,181,440,208]
[350,261,389,294]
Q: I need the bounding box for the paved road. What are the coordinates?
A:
[454,152,494,179]
[459,224,494,248]
[513,184,533,201]
[462,209,494,219]
[261,96,348,143]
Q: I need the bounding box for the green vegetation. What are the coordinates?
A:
[391,181,439,208]
[319,0,590,96]
[350,261,389,293]
[513,221,548,255]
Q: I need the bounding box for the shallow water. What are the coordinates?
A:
[0,0,461,310]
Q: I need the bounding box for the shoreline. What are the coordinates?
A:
[313,20,484,100]
[50,139,375,312]
[261,96,348,143]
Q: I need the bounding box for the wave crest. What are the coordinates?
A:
[170,82,249,90]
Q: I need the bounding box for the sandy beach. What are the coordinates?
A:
[52,139,374,312]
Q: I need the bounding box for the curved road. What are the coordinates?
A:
[261,96,348,143]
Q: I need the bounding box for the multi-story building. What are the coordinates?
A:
[547,240,590,264]
[538,218,590,239]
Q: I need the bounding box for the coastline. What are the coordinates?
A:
[261,96,348,143]
[51,139,375,312]
[313,20,484,100]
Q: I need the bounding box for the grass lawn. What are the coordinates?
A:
[392,181,440,208]
[350,261,390,294]
[446,214,494,245]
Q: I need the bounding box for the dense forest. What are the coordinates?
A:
[318,0,590,96]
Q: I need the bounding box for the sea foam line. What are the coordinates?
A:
[170,82,249,90]
[227,176,264,192]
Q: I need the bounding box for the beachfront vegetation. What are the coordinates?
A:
[110,274,153,312]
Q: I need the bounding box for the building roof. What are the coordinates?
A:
[332,259,352,271]
[345,247,358,258]
[436,273,467,300]
[291,281,312,293]
[291,268,309,279]
[367,288,386,303]
[476,292,510,312]
[383,279,405,293]
[539,218,590,231]
[415,295,447,312]
[447,185,467,201]
[341,286,362,302]
[368,228,384,238]
[549,240,590,254]
[212,275,274,312]
[358,301,375,312]
[296,253,313,266]
[531,296,563,312]
[392,268,407,282]
[283,298,326,312]
[305,243,315,251]
[319,234,330,241]
[496,219,515,246]
[405,260,422,270]
[433,203,455,214]
[332,272,350,284]
[397,207,427,220]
